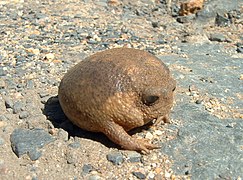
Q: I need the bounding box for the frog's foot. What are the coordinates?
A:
[154,115,170,126]
[101,121,159,154]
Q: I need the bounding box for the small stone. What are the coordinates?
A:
[209,33,226,42]
[4,98,13,108]
[45,53,55,60]
[154,130,163,136]
[82,164,93,175]
[215,13,231,26]
[236,43,243,53]
[0,137,4,145]
[13,101,25,114]
[126,151,141,163]
[88,175,102,180]
[107,151,124,165]
[0,79,5,89]
[68,141,81,149]
[26,80,35,89]
[165,170,171,178]
[239,74,243,80]
[39,91,49,98]
[147,171,155,179]
[66,151,78,164]
[57,129,69,141]
[132,171,146,179]
[195,100,203,104]
[151,21,159,28]
[177,14,195,23]
[145,131,153,140]
[237,47,243,53]
[19,111,29,119]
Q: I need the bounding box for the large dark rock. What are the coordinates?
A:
[10,128,55,160]
[160,43,243,178]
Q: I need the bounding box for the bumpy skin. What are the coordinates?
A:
[58,48,176,153]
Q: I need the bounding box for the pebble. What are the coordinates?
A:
[13,101,25,114]
[19,111,29,119]
[209,33,227,42]
[215,13,231,26]
[66,151,78,164]
[82,164,93,175]
[195,99,203,104]
[0,137,5,145]
[132,171,146,179]
[126,151,142,163]
[88,175,102,180]
[145,131,153,140]
[39,91,49,98]
[106,151,124,165]
[10,128,55,160]
[57,128,69,141]
[44,53,55,61]
[68,141,81,149]
[0,79,5,89]
[4,98,13,109]
[236,43,243,53]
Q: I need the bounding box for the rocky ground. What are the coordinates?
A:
[0,0,242,179]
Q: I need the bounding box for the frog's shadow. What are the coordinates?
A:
[43,96,151,150]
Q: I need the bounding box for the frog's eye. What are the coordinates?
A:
[142,95,159,106]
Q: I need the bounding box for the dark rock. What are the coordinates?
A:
[195,100,203,104]
[177,14,195,23]
[132,172,146,179]
[68,141,81,149]
[126,151,142,163]
[39,91,49,98]
[82,164,93,175]
[4,98,13,109]
[151,21,159,28]
[215,13,231,26]
[10,128,55,160]
[196,0,241,24]
[0,115,7,121]
[13,101,25,114]
[209,33,226,42]
[236,47,243,53]
[0,137,4,146]
[160,43,243,178]
[107,151,124,165]
[19,111,29,119]
[236,43,243,53]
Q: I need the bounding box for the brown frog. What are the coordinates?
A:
[58,48,176,153]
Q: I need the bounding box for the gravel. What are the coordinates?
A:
[106,151,124,165]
